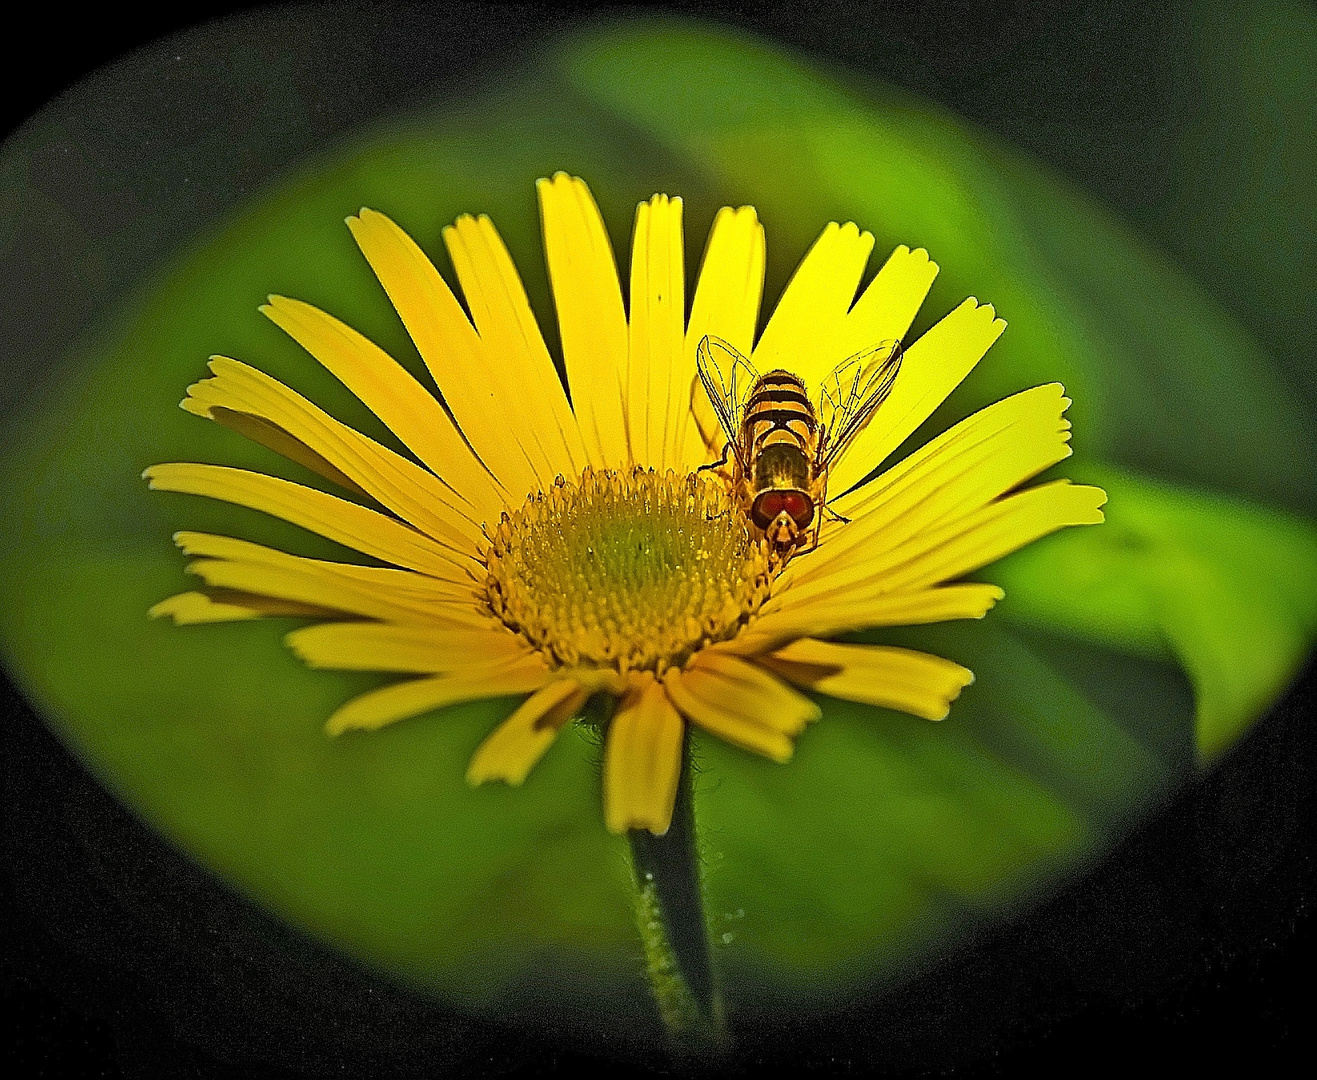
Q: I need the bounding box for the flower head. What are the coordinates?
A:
[147,173,1105,836]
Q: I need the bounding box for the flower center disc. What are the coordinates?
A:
[483,466,775,673]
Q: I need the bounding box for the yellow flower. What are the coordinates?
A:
[146,173,1105,837]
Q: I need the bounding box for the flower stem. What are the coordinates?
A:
[627,730,726,1056]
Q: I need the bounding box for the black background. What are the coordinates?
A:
[1,2,1312,1076]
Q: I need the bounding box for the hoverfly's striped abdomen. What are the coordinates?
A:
[741,370,817,454]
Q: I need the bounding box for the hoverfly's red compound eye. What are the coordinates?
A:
[781,491,814,528]
[750,490,784,529]
[750,490,815,530]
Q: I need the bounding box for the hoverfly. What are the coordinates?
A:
[695,334,903,560]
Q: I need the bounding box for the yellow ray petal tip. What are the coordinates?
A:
[323,711,354,737]
[465,763,526,788]
[148,591,259,624]
[539,170,581,188]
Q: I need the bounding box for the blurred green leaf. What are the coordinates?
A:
[0,16,1311,1035]
[698,618,1174,1000]
[992,464,1317,760]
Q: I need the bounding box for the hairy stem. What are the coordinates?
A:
[627,730,726,1055]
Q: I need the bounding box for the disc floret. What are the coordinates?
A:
[483,466,776,674]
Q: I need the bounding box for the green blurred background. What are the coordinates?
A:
[0,2,1313,1075]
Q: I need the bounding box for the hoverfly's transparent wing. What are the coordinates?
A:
[816,340,903,473]
[695,335,759,471]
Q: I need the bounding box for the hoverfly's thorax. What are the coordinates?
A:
[752,441,811,493]
[750,443,815,535]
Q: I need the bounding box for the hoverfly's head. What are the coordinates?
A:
[751,489,815,556]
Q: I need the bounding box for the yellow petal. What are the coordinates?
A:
[878,480,1108,594]
[182,397,370,499]
[439,212,588,490]
[682,205,765,465]
[662,668,795,763]
[537,173,629,468]
[763,638,974,721]
[173,532,479,604]
[834,245,939,366]
[753,221,874,385]
[325,655,551,735]
[151,586,347,623]
[795,384,1076,591]
[603,676,684,835]
[784,479,1104,611]
[186,357,484,549]
[627,194,685,469]
[828,298,1007,495]
[685,651,821,733]
[724,583,1005,656]
[182,553,483,628]
[285,620,528,673]
[145,463,471,579]
[261,294,505,517]
[172,532,482,627]
[466,679,590,786]
[837,382,1074,518]
[148,591,260,624]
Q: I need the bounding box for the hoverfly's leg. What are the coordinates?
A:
[696,441,731,475]
[822,504,852,525]
[793,528,819,559]
[794,512,822,557]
